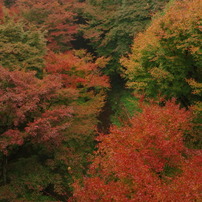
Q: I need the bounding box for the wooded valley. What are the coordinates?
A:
[0,0,201,201]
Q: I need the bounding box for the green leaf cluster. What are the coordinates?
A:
[81,0,169,74]
[0,13,46,77]
[122,0,202,108]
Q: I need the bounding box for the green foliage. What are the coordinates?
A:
[0,48,109,200]
[122,0,202,108]
[0,11,46,76]
[14,0,79,52]
[80,0,170,130]
[1,0,201,200]
[110,89,139,127]
[81,0,169,74]
[3,0,16,7]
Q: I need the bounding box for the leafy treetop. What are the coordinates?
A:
[122,0,202,108]
[72,100,202,201]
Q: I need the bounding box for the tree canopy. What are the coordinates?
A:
[80,0,169,74]
[72,100,202,201]
[0,8,46,76]
[0,0,201,200]
[14,0,79,51]
[122,0,202,108]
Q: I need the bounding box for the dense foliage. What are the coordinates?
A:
[72,100,202,201]
[122,0,202,108]
[0,0,201,201]
[79,0,170,129]
[0,9,46,76]
[0,4,109,200]
[14,0,79,52]
[80,0,169,74]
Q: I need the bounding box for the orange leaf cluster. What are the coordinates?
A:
[72,100,202,201]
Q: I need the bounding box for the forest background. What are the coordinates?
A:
[0,0,201,201]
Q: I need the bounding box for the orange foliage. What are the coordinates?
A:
[45,50,109,135]
[72,100,202,201]
[45,51,109,89]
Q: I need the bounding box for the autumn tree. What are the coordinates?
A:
[0,1,111,201]
[14,0,79,52]
[0,66,74,200]
[72,100,202,201]
[0,48,109,200]
[122,0,202,109]
[44,50,109,186]
[0,5,109,199]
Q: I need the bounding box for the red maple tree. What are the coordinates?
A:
[72,100,202,201]
[0,66,73,153]
[0,49,109,199]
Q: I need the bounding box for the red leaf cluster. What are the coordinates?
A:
[0,66,73,153]
[25,107,73,143]
[14,0,79,51]
[72,100,202,201]
[0,130,23,154]
[45,51,109,89]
